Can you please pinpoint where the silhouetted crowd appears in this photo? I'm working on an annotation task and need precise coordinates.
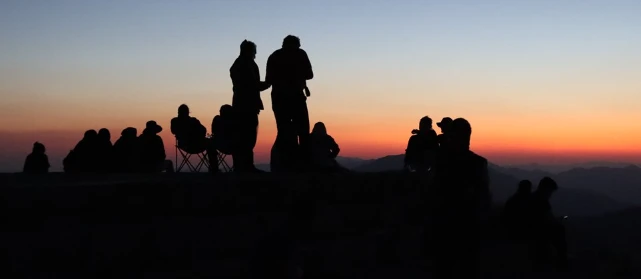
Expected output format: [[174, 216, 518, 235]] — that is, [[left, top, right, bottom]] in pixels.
[[21, 34, 568, 277]]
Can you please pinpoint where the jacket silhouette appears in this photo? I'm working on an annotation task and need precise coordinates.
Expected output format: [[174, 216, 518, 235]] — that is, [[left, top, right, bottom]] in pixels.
[[309, 122, 345, 172], [503, 180, 533, 239], [97, 128, 113, 172], [230, 40, 270, 172], [211, 104, 234, 155], [113, 127, 139, 173], [138, 121, 166, 173], [436, 117, 453, 150], [23, 142, 50, 174], [266, 35, 314, 171], [64, 130, 99, 173], [426, 118, 490, 279], [404, 116, 438, 172]]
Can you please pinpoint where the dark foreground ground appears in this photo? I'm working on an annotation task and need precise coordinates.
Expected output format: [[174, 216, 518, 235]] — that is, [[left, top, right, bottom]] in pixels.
[[0, 173, 638, 278]]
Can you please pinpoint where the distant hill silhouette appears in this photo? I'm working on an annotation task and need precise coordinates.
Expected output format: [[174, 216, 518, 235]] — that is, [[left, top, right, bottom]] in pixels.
[[505, 161, 640, 173], [256, 156, 368, 172], [355, 154, 630, 216]]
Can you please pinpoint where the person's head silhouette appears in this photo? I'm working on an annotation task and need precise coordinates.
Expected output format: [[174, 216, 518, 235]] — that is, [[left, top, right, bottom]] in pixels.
[[312, 122, 327, 135], [419, 116, 433, 132], [98, 128, 111, 142], [450, 118, 472, 150], [282, 35, 301, 49], [518, 179, 532, 194], [537, 177, 558, 198], [220, 104, 233, 118], [437, 117, 453, 133], [121, 127, 137, 138], [240, 40, 257, 59], [145, 121, 163, 134], [32, 142, 45, 154], [84, 129, 98, 140], [178, 104, 189, 117]]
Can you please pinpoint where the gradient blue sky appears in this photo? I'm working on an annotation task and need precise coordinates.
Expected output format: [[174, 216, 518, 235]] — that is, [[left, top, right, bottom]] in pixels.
[[1, 0, 641, 172]]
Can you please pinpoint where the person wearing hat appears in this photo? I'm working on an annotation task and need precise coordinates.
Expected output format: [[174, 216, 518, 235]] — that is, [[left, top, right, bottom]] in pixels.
[[426, 118, 490, 279], [138, 120, 166, 173], [436, 117, 453, 150]]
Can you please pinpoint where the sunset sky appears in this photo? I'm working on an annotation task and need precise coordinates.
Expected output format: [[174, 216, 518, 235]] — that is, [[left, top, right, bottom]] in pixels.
[[1, 0, 641, 172]]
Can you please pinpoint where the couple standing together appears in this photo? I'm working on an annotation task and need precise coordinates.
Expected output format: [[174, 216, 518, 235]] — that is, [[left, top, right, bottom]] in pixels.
[[230, 35, 314, 172]]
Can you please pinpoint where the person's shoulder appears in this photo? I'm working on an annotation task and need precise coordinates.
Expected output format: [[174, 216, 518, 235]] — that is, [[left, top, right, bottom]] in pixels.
[[468, 151, 488, 165]]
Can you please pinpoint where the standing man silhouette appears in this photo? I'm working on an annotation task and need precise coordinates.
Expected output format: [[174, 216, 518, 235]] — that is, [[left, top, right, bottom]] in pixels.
[[266, 35, 314, 171], [230, 40, 271, 172]]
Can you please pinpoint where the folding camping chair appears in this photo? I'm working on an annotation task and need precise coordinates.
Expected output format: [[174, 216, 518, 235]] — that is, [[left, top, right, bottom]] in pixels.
[[175, 139, 211, 172], [217, 149, 233, 172]]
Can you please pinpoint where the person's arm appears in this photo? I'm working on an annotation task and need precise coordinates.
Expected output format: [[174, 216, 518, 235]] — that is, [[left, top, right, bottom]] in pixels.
[[478, 158, 492, 219], [328, 136, 340, 158], [301, 50, 313, 80], [158, 137, 166, 160], [45, 155, 50, 171], [23, 155, 31, 173], [264, 53, 274, 85], [170, 118, 178, 135], [404, 136, 417, 169]]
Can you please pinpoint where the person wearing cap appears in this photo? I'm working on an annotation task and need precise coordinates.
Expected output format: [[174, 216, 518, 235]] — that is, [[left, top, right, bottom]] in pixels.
[[404, 116, 438, 172], [436, 117, 453, 150], [425, 117, 490, 279], [138, 120, 166, 173]]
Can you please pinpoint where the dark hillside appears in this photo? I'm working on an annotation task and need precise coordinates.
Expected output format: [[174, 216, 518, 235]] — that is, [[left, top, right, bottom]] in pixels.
[[0, 173, 638, 278]]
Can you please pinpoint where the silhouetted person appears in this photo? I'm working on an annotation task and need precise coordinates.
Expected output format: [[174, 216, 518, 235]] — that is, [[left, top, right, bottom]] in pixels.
[[230, 40, 270, 172], [64, 129, 100, 173], [426, 118, 490, 279], [436, 117, 453, 150], [23, 142, 50, 174], [211, 104, 235, 157], [113, 127, 139, 173], [503, 180, 533, 240], [96, 128, 113, 172], [309, 122, 346, 172], [138, 121, 166, 173], [270, 129, 299, 173], [266, 35, 314, 171], [170, 104, 217, 172], [404, 116, 438, 172], [529, 177, 568, 270]]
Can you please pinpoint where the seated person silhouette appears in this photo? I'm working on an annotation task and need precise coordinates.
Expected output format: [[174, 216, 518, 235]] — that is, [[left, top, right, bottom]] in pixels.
[[309, 122, 346, 172], [64, 129, 100, 173], [529, 177, 568, 270], [97, 128, 114, 172], [23, 142, 50, 174], [503, 179, 533, 240], [138, 121, 166, 173], [113, 127, 139, 173], [404, 116, 438, 172], [211, 104, 235, 156], [171, 104, 217, 172]]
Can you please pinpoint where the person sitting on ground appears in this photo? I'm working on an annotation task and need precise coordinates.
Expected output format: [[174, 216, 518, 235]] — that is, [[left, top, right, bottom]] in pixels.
[[64, 129, 100, 173], [171, 104, 217, 172], [113, 127, 139, 173], [404, 116, 438, 172], [503, 179, 533, 240], [138, 121, 166, 173], [23, 142, 50, 174], [211, 104, 235, 170], [436, 117, 453, 150], [529, 177, 568, 270], [96, 128, 114, 172], [309, 122, 346, 172]]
